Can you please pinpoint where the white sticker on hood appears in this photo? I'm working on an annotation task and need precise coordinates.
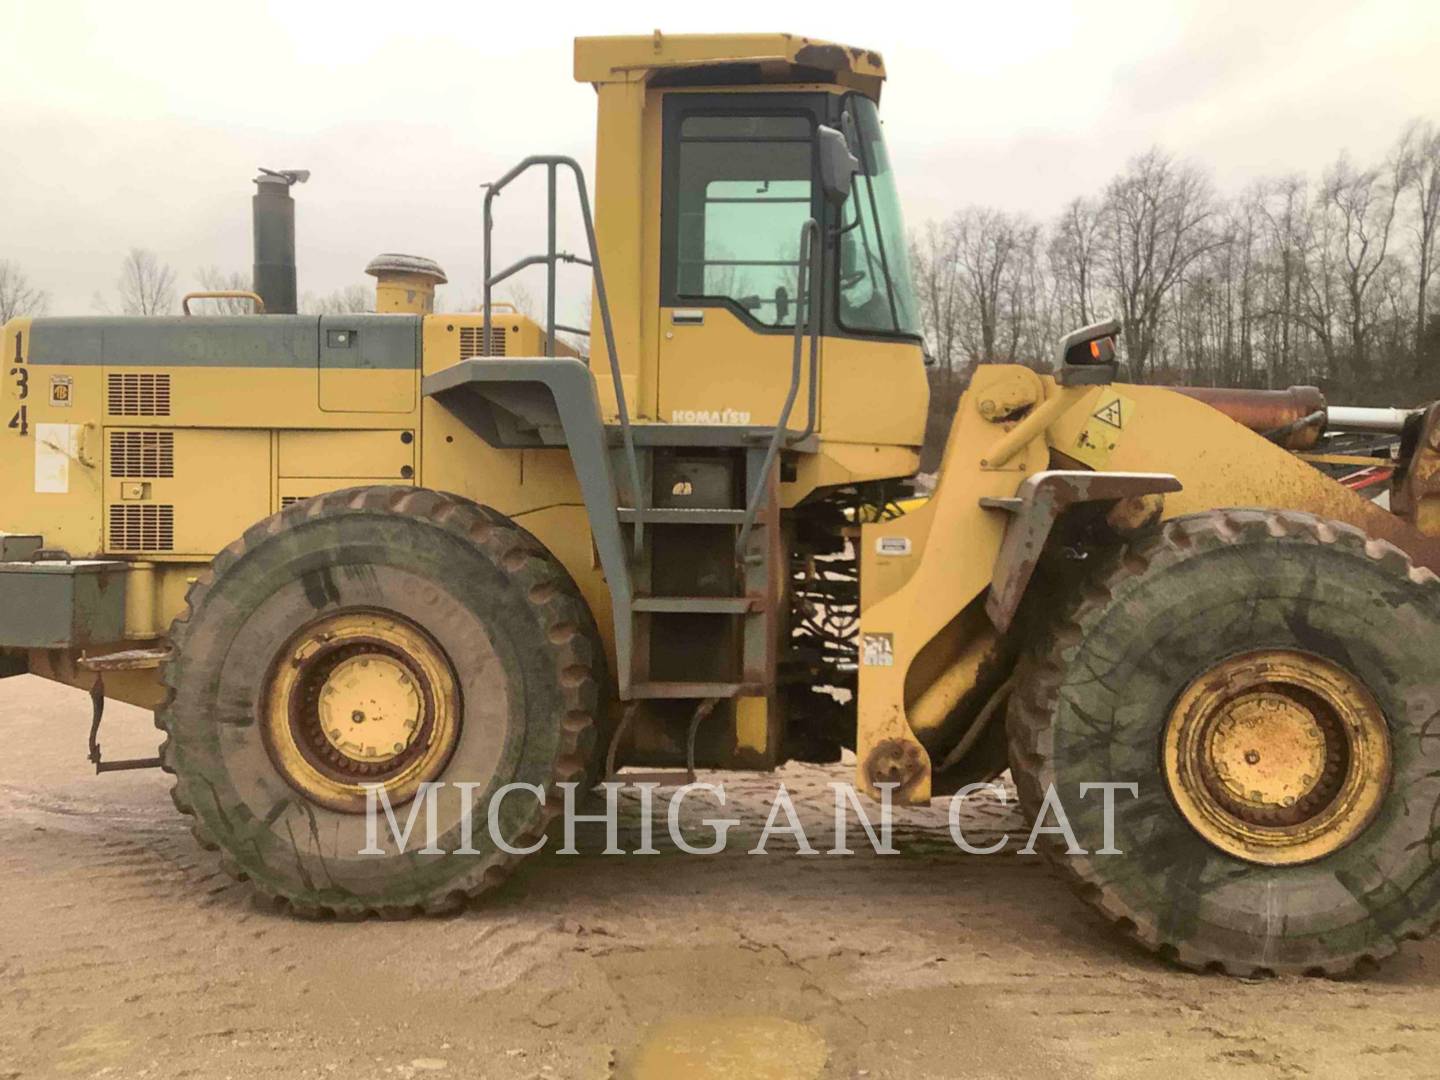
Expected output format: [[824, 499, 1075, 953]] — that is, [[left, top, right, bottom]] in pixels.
[[35, 423, 78, 494]]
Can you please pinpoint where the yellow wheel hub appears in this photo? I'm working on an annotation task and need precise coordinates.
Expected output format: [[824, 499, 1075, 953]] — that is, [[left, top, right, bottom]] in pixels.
[[262, 611, 461, 813], [317, 654, 424, 763], [1163, 649, 1390, 865]]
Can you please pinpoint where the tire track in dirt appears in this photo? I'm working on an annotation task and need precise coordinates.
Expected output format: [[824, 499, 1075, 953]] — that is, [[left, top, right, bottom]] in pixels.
[[8, 676, 1440, 1078]]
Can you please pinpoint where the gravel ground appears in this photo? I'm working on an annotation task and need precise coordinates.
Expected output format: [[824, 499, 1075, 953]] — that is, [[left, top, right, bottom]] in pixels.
[[3, 674, 1440, 1079]]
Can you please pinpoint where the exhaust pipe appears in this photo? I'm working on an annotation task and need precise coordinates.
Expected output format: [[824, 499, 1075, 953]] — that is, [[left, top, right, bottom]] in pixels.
[[252, 167, 309, 315]]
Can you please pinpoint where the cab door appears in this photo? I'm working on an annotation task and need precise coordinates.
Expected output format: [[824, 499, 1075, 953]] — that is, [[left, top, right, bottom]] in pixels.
[[657, 94, 827, 431]]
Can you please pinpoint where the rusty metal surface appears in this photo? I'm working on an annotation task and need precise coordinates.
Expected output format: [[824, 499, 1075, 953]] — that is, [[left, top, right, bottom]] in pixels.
[[984, 470, 1184, 632], [87, 678, 163, 774], [861, 737, 928, 804], [1392, 402, 1440, 536], [1105, 492, 1166, 534], [79, 646, 173, 672], [1112, 384, 1440, 572], [1163, 649, 1391, 866], [1170, 385, 1327, 449]]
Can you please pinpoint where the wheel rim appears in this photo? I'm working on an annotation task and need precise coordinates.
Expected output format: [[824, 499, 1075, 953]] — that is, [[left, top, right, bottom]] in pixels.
[[262, 610, 462, 813], [1163, 649, 1391, 866]]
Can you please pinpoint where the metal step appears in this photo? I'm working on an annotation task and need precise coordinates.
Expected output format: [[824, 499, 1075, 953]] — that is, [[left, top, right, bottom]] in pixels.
[[632, 596, 759, 614], [618, 507, 755, 525], [628, 681, 763, 700], [80, 647, 173, 672]]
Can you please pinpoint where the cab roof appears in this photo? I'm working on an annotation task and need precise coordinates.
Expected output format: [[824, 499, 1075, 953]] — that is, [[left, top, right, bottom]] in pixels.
[[573, 32, 885, 99]]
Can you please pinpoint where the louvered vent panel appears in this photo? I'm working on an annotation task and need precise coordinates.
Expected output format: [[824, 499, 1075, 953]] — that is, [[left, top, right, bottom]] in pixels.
[[109, 504, 175, 552], [109, 431, 175, 479], [107, 373, 172, 416], [459, 326, 506, 357]]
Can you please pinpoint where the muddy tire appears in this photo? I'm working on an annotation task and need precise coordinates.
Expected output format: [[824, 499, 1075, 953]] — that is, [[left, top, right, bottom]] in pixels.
[[157, 486, 604, 917], [1007, 509, 1440, 975]]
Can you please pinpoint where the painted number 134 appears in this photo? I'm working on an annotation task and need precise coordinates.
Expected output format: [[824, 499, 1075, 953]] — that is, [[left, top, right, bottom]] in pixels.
[[8, 331, 27, 436]]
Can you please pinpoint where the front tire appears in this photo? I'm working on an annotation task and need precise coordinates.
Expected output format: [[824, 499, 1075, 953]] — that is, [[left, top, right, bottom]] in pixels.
[[1007, 510, 1440, 975], [158, 486, 604, 917]]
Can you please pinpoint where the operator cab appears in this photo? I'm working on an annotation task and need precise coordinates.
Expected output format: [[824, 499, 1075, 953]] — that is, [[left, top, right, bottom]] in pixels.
[[574, 33, 929, 458]]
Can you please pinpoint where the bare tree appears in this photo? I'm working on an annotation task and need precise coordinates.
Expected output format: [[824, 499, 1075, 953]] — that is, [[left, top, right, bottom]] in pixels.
[[910, 222, 964, 383], [998, 222, 1054, 367], [1250, 177, 1311, 385], [1049, 197, 1101, 329], [1295, 186, 1345, 379], [1162, 205, 1249, 387], [1397, 121, 1440, 364], [111, 248, 176, 315], [1096, 149, 1220, 378], [1316, 152, 1403, 383], [949, 206, 1035, 365], [558, 300, 591, 358], [0, 261, 49, 323], [191, 266, 262, 314], [457, 281, 540, 318], [300, 285, 373, 315], [1229, 200, 1259, 385], [499, 282, 538, 319], [901, 117, 1440, 411]]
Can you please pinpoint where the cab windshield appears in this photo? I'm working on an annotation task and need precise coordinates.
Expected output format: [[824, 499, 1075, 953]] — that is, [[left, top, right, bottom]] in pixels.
[[836, 95, 921, 338]]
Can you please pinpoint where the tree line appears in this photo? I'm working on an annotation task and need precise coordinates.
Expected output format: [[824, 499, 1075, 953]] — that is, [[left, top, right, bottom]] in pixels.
[[4, 117, 1437, 411], [0, 250, 374, 320], [910, 120, 1440, 418], [0, 252, 539, 320]]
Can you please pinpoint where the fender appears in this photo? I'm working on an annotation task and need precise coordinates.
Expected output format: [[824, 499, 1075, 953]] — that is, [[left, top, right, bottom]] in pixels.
[[423, 358, 637, 689], [983, 470, 1182, 632]]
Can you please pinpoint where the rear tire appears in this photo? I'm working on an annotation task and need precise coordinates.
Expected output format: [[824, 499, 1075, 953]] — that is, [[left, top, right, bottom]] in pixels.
[[1007, 510, 1440, 975], [158, 486, 604, 917]]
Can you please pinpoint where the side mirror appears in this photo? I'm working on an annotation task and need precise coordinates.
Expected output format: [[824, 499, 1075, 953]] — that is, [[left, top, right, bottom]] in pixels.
[[817, 125, 858, 206], [1055, 317, 1122, 386]]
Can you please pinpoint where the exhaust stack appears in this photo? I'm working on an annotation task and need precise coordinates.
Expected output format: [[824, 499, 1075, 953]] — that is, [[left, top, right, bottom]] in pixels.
[[252, 167, 309, 315]]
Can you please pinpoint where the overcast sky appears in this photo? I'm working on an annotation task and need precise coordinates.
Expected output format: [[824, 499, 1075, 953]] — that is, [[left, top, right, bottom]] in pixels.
[[3, 0, 1437, 317]]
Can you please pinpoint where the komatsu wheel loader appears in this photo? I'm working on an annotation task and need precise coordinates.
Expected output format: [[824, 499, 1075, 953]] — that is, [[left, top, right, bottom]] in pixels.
[[6, 32, 1440, 975]]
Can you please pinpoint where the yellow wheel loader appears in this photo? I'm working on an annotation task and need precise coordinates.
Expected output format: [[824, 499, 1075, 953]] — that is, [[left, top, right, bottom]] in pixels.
[[5, 32, 1440, 974]]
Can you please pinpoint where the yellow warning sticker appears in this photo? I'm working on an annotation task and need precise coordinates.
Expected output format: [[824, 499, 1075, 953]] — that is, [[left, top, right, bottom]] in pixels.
[[1070, 391, 1134, 469], [1092, 397, 1124, 429]]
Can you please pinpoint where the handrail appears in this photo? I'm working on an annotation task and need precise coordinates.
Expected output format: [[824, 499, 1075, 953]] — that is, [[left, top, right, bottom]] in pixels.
[[480, 155, 646, 544], [736, 218, 821, 557], [181, 290, 265, 315], [797, 217, 823, 442]]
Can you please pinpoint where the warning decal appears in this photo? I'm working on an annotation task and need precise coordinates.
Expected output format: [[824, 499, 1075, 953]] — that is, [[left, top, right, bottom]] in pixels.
[[1069, 391, 1136, 469], [1092, 398, 1125, 429]]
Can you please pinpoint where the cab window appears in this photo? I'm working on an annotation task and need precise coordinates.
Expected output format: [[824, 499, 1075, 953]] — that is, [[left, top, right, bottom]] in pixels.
[[835, 95, 922, 337], [669, 113, 814, 328]]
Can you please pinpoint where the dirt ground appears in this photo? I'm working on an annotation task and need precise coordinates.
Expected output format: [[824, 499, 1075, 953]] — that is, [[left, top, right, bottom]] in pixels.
[[3, 676, 1440, 1079]]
